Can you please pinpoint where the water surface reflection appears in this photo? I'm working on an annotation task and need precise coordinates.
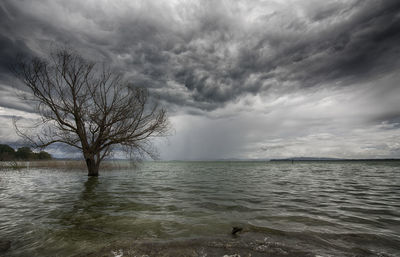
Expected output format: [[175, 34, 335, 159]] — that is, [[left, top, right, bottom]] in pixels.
[[0, 161, 399, 256]]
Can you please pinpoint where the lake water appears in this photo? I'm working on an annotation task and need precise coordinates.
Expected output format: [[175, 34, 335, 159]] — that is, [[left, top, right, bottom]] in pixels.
[[0, 161, 399, 256]]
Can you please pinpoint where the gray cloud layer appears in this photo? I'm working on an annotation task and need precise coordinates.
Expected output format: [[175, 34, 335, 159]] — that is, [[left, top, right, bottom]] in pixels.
[[1, 0, 399, 109], [0, 0, 399, 159]]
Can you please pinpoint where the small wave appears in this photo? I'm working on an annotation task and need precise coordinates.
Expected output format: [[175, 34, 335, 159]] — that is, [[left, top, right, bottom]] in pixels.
[[74, 229, 399, 257], [76, 235, 315, 257]]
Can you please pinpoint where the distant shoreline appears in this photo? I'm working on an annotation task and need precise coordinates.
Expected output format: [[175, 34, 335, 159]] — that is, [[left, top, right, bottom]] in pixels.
[[166, 158, 400, 162], [1, 158, 399, 170], [0, 159, 136, 169], [269, 158, 400, 162]]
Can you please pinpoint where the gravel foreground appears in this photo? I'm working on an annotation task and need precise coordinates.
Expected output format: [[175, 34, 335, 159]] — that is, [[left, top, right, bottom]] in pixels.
[[75, 232, 315, 257]]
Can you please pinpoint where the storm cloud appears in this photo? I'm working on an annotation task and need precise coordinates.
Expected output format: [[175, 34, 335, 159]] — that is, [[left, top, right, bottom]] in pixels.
[[0, 0, 399, 159]]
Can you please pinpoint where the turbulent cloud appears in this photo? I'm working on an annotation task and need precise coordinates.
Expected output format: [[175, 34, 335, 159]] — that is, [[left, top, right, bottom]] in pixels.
[[0, 0, 399, 159], [1, 0, 400, 109], [159, 75, 400, 160]]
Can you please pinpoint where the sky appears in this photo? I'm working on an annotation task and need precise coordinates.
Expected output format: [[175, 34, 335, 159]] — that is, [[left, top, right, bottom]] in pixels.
[[0, 0, 400, 160]]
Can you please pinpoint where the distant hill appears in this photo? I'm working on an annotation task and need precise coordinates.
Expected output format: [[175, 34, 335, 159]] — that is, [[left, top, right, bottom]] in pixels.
[[269, 157, 400, 162], [270, 157, 343, 161], [166, 157, 400, 162]]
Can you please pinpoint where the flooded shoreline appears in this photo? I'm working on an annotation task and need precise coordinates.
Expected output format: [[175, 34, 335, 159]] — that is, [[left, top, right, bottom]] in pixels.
[[76, 228, 399, 257], [1, 161, 399, 256]]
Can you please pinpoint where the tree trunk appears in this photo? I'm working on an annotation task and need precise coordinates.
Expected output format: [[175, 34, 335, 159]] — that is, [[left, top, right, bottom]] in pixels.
[[85, 156, 99, 176]]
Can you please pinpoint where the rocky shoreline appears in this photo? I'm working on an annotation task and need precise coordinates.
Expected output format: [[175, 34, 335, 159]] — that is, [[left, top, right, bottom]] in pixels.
[[76, 232, 313, 257]]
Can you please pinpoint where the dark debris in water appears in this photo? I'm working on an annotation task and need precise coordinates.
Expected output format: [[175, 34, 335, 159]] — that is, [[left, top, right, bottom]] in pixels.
[[231, 227, 243, 235]]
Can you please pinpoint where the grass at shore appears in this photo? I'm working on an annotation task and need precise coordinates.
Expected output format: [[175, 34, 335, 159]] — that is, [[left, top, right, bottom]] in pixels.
[[0, 159, 136, 170]]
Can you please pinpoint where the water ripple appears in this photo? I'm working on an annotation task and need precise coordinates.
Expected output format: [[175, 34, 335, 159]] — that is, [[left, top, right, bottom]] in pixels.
[[0, 161, 399, 256]]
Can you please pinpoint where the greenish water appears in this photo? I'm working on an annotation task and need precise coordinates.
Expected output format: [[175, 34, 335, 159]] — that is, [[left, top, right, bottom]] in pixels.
[[0, 161, 399, 256]]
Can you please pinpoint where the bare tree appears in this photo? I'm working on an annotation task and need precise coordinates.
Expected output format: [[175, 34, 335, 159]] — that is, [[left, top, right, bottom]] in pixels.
[[14, 49, 169, 176]]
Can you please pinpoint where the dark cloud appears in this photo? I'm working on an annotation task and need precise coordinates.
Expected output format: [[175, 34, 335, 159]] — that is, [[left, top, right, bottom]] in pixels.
[[0, 84, 36, 113], [0, 0, 399, 159], [299, 0, 400, 85], [0, 5, 33, 84], [1, 0, 399, 111]]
